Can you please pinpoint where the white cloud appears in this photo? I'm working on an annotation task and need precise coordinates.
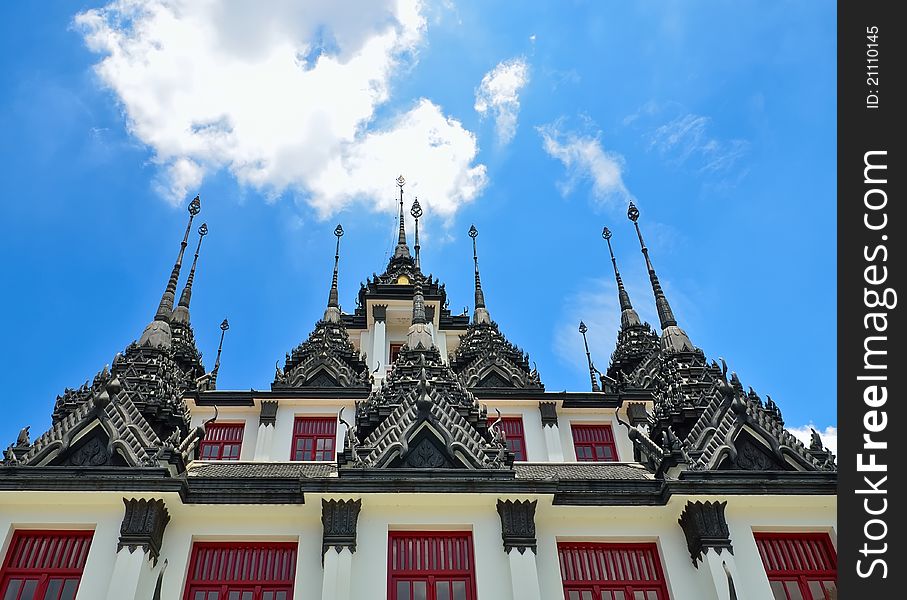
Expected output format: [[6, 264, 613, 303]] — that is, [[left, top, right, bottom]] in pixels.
[[75, 0, 487, 216], [537, 123, 632, 206], [788, 424, 837, 456], [474, 57, 529, 145]]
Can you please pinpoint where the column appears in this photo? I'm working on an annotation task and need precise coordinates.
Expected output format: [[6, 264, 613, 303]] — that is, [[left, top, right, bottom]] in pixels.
[[497, 500, 542, 600], [321, 499, 362, 600], [678, 501, 747, 600], [539, 402, 564, 461], [254, 401, 278, 461], [106, 498, 170, 600], [371, 305, 387, 384]]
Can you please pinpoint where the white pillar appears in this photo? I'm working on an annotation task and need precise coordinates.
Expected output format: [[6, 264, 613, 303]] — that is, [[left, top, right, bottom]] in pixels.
[[700, 551, 748, 600], [371, 319, 386, 383], [506, 549, 542, 600], [105, 549, 153, 600], [543, 425, 564, 461], [254, 423, 274, 461], [321, 547, 354, 600], [436, 330, 449, 364]]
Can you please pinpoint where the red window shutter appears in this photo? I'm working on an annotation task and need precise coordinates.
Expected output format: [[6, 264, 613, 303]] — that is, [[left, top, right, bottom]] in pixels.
[[571, 424, 618, 462], [388, 532, 477, 600], [487, 417, 527, 461], [0, 530, 93, 600], [557, 542, 670, 600], [184, 542, 297, 600], [199, 423, 245, 460], [754, 533, 837, 600], [291, 417, 337, 461]]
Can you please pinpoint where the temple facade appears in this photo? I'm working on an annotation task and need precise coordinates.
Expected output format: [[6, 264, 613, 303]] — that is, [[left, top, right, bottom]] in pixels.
[[0, 178, 837, 600]]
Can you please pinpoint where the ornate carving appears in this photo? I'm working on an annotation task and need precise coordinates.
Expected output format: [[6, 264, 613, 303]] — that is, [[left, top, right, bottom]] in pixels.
[[677, 501, 733, 566], [404, 438, 452, 468], [372, 304, 387, 322], [118, 498, 171, 565], [259, 401, 278, 427], [321, 499, 362, 556], [62, 435, 110, 466], [274, 318, 368, 389], [496, 499, 537, 554], [625, 402, 649, 427], [539, 402, 558, 428]]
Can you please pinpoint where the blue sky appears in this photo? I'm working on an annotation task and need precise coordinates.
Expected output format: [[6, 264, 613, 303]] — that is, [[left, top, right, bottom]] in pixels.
[[0, 1, 836, 451]]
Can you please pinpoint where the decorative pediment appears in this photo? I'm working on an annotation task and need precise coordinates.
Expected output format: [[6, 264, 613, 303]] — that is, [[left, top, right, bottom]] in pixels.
[[274, 319, 369, 389], [449, 321, 543, 390]]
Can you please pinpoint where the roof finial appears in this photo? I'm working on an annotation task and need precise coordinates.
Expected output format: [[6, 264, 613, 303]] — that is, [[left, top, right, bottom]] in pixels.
[[602, 226, 641, 329], [393, 175, 411, 259], [627, 202, 693, 351], [469, 224, 491, 325], [172, 222, 208, 325], [138, 195, 200, 347], [323, 224, 344, 322], [210, 318, 229, 386], [578, 321, 601, 392], [407, 274, 433, 349], [411, 197, 423, 269]]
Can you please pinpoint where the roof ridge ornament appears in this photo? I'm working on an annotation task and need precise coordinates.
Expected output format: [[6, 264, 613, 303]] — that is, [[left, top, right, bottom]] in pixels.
[[469, 224, 490, 325], [411, 197, 423, 269], [138, 195, 201, 348], [325, 224, 344, 322], [627, 201, 694, 352], [602, 226, 641, 329], [393, 175, 411, 259]]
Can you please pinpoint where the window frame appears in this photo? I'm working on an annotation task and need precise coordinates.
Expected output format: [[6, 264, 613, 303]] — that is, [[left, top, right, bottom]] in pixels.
[[290, 416, 337, 462], [198, 422, 245, 461], [753, 532, 837, 600], [0, 529, 94, 600], [557, 541, 671, 600], [389, 343, 404, 365], [387, 531, 478, 600], [571, 423, 619, 462], [182, 541, 297, 600], [487, 416, 527, 461]]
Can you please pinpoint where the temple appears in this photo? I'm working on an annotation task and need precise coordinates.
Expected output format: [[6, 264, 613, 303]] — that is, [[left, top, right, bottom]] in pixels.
[[0, 180, 836, 600]]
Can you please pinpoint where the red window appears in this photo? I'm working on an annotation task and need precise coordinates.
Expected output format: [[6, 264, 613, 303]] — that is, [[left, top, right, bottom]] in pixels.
[[487, 416, 527, 461], [0, 530, 93, 600], [199, 423, 245, 460], [558, 542, 670, 600], [390, 343, 404, 364], [754, 533, 837, 600], [572, 424, 618, 462], [183, 542, 297, 600], [388, 532, 477, 600], [291, 417, 336, 461]]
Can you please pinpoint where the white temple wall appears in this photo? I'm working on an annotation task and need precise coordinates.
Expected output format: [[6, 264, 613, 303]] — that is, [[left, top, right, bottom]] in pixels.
[[556, 409, 630, 462]]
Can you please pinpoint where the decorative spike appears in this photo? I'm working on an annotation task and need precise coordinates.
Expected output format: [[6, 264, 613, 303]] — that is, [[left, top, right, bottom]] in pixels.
[[210, 318, 229, 386], [627, 202, 693, 351], [602, 226, 641, 329], [469, 224, 491, 325], [411, 197, 423, 269], [393, 175, 411, 259], [412, 275, 427, 325], [327, 224, 344, 308], [406, 274, 433, 349], [176, 222, 208, 311], [156, 196, 200, 321], [578, 321, 601, 392]]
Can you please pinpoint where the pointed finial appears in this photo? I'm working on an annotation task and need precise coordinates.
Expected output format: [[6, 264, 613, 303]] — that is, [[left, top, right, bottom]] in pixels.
[[469, 224, 490, 324], [211, 318, 229, 386], [411, 197, 423, 269], [326, 224, 344, 313], [174, 222, 208, 322], [393, 175, 411, 258], [406, 274, 434, 349], [602, 226, 641, 328], [139, 196, 201, 347], [627, 202, 693, 351], [412, 275, 427, 325], [578, 321, 601, 392]]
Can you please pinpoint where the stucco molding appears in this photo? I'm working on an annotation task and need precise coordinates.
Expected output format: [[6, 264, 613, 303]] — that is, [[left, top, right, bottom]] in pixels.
[[538, 402, 558, 428], [677, 500, 733, 566], [259, 400, 278, 427], [496, 499, 538, 554], [321, 498, 362, 556], [118, 497, 171, 565]]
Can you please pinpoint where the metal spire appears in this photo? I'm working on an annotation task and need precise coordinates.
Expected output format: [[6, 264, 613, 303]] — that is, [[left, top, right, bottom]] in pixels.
[[578, 321, 601, 392], [411, 197, 422, 269], [393, 175, 411, 259], [627, 202, 693, 351], [139, 195, 200, 347], [602, 226, 641, 329], [324, 224, 344, 322], [407, 274, 433, 349], [469, 224, 490, 324], [172, 222, 208, 325], [210, 318, 229, 386]]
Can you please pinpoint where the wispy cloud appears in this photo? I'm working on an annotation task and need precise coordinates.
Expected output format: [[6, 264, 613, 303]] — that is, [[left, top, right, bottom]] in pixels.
[[474, 57, 530, 146], [537, 122, 632, 207], [75, 0, 487, 217], [788, 423, 837, 456]]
